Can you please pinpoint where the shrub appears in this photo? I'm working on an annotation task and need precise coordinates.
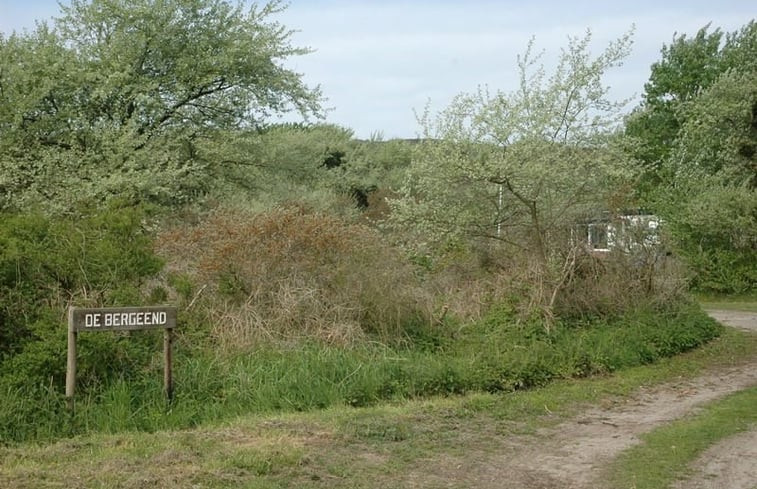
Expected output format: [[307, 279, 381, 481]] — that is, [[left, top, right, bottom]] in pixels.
[[554, 246, 688, 319], [0, 205, 164, 389], [662, 183, 757, 295], [157, 205, 430, 348]]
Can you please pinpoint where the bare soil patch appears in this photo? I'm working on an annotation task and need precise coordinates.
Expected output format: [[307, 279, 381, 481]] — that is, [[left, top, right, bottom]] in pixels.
[[704, 309, 757, 332]]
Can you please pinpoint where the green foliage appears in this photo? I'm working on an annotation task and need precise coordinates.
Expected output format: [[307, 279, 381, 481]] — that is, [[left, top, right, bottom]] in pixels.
[[334, 137, 414, 217], [205, 123, 357, 214], [653, 54, 757, 294], [660, 184, 756, 294], [630, 20, 757, 294], [389, 29, 639, 320], [0, 206, 163, 390], [626, 21, 757, 172], [393, 29, 636, 239], [204, 124, 415, 218], [0, 301, 721, 443], [668, 69, 757, 187], [0, 0, 322, 211], [626, 25, 724, 168]]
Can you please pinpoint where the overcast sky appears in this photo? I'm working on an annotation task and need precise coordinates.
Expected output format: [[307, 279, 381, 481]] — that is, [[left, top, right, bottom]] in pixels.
[[1, 1, 754, 138]]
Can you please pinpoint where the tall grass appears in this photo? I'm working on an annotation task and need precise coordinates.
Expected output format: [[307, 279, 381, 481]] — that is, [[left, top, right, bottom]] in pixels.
[[0, 303, 721, 444]]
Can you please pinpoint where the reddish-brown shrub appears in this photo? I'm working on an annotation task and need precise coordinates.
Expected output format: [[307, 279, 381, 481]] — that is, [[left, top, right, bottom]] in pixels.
[[157, 206, 429, 348]]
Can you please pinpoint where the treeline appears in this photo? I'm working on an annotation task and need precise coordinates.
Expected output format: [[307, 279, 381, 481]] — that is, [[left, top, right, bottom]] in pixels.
[[0, 0, 753, 443], [626, 21, 757, 294]]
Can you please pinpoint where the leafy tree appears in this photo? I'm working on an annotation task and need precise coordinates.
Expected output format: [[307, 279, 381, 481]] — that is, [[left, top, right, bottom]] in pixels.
[[195, 123, 361, 213], [390, 30, 638, 322], [625, 20, 757, 293], [0, 0, 321, 211], [627, 21, 757, 176], [655, 70, 757, 293], [329, 136, 414, 216], [204, 124, 416, 216], [660, 182, 756, 294], [668, 70, 757, 186]]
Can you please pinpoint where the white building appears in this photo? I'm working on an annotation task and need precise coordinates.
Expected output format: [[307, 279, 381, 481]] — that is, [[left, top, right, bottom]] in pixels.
[[584, 213, 661, 253]]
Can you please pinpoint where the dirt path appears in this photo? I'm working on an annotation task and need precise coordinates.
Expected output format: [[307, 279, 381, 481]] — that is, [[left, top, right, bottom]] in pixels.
[[668, 309, 757, 489], [704, 309, 757, 333], [671, 430, 757, 489], [407, 310, 757, 489]]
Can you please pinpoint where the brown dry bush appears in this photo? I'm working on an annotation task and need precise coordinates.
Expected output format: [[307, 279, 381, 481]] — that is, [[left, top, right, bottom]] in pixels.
[[419, 245, 518, 323], [554, 247, 687, 318], [156, 206, 430, 349], [422, 237, 686, 324]]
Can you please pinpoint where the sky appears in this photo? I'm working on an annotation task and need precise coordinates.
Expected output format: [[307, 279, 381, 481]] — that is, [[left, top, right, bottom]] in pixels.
[[1, 1, 754, 139]]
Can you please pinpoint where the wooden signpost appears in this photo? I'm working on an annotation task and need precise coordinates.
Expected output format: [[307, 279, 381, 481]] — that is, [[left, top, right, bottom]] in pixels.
[[66, 306, 178, 408]]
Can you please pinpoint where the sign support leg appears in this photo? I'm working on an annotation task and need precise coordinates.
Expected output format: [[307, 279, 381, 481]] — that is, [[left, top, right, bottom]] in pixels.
[[66, 310, 77, 413], [164, 328, 174, 405]]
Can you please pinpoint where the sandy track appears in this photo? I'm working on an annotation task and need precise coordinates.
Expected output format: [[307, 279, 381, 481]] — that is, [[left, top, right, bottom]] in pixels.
[[474, 362, 757, 488], [671, 430, 757, 489], [704, 309, 757, 333]]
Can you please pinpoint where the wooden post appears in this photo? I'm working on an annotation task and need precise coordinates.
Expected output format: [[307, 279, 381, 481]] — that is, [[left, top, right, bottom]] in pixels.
[[66, 308, 77, 411], [164, 328, 173, 404]]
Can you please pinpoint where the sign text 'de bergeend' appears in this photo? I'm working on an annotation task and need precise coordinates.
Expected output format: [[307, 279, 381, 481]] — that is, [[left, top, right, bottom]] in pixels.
[[69, 306, 176, 332]]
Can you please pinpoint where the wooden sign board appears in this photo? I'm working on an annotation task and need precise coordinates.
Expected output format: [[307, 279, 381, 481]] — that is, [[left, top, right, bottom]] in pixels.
[[66, 305, 178, 407], [69, 306, 177, 332]]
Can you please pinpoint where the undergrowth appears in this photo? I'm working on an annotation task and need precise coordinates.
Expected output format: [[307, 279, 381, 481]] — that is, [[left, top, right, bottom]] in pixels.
[[0, 302, 721, 444]]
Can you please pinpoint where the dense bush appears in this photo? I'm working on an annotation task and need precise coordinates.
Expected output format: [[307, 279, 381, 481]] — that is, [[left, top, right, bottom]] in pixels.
[[555, 246, 687, 318], [663, 185, 757, 294], [0, 206, 163, 391], [157, 205, 430, 347]]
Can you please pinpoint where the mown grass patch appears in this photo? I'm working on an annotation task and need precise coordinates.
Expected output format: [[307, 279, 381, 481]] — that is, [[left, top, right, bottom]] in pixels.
[[701, 301, 757, 312], [697, 293, 757, 312]]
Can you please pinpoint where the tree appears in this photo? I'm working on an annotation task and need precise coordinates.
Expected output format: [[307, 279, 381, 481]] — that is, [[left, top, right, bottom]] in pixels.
[[627, 20, 757, 294], [390, 30, 638, 322], [626, 21, 757, 177], [0, 0, 322, 211], [668, 70, 757, 186], [203, 123, 357, 212], [655, 70, 757, 294]]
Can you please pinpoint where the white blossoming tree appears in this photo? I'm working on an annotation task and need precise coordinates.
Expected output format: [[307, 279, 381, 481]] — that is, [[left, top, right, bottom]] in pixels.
[[390, 29, 639, 322]]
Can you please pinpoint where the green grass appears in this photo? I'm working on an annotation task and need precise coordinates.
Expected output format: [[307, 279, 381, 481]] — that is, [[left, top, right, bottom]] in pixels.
[[606, 386, 757, 489], [701, 301, 757, 312], [1, 327, 755, 488], [697, 293, 757, 312], [0, 304, 723, 444]]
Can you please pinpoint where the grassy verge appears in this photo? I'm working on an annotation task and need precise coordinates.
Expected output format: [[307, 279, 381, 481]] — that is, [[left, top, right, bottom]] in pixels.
[[697, 293, 757, 312], [605, 386, 757, 489], [701, 301, 757, 312], [1, 327, 755, 489], [0, 304, 722, 443]]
